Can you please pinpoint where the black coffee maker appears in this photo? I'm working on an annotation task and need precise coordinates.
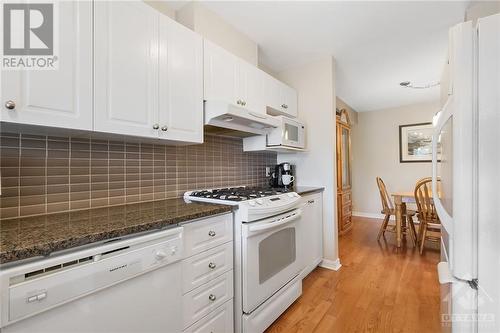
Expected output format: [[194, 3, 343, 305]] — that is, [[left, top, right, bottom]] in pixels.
[[270, 162, 295, 189]]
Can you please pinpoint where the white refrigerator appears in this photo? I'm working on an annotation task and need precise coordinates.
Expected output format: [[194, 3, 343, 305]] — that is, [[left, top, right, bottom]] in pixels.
[[433, 13, 500, 333]]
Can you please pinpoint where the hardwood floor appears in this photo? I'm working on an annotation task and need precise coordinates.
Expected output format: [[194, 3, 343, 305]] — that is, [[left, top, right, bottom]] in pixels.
[[266, 216, 441, 333]]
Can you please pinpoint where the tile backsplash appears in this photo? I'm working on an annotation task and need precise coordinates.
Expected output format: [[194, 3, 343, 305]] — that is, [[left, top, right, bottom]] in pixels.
[[0, 133, 276, 219]]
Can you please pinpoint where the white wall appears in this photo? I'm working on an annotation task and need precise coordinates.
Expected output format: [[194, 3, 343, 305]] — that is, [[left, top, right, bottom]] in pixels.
[[276, 57, 339, 264], [466, 1, 500, 23], [351, 102, 440, 216], [176, 2, 258, 65]]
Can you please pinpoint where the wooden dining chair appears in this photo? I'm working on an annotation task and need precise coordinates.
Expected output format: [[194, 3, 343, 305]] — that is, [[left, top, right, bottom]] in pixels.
[[376, 177, 418, 245], [414, 177, 441, 254]]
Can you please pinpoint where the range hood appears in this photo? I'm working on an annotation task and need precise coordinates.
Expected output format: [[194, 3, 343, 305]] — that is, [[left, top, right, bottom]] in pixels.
[[204, 101, 280, 135]]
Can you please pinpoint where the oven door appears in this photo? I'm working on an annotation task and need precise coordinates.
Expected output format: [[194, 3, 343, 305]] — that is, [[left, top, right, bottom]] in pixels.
[[242, 209, 303, 314]]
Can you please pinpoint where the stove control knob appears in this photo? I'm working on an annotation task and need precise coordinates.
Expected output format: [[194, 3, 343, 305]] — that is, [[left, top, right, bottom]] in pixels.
[[256, 199, 264, 205], [248, 200, 256, 207]]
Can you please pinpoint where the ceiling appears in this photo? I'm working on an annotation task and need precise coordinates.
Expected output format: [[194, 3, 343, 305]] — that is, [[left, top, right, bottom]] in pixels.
[[170, 1, 469, 112]]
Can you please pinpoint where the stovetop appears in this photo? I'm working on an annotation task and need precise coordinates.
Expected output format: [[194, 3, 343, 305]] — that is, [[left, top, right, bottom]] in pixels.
[[188, 187, 286, 202], [185, 186, 301, 221]]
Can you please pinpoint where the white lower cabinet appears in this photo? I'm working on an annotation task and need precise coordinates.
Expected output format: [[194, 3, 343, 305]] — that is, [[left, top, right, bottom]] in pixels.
[[299, 192, 324, 278], [182, 241, 233, 294], [183, 213, 233, 257], [183, 300, 234, 333], [182, 270, 234, 329], [181, 212, 234, 332]]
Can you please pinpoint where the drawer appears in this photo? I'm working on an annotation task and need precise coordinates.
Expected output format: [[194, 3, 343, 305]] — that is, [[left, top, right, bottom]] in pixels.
[[182, 242, 233, 294], [342, 203, 352, 215], [183, 300, 233, 333], [342, 215, 352, 228], [342, 192, 351, 205], [182, 270, 234, 329], [183, 213, 233, 257]]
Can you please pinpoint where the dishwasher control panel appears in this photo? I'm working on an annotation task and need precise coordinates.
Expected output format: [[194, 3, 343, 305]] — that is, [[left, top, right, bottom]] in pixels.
[[3, 227, 184, 326]]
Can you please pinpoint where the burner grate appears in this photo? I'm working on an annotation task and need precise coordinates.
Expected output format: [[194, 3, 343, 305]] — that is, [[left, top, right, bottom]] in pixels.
[[189, 187, 284, 201]]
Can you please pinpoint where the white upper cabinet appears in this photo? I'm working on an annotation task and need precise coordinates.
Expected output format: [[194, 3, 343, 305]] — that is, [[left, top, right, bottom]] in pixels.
[[94, 1, 203, 143], [159, 15, 203, 143], [238, 62, 265, 114], [1, 1, 92, 130], [280, 84, 298, 118], [264, 74, 298, 118], [203, 40, 265, 114], [94, 1, 159, 138], [204, 40, 239, 106]]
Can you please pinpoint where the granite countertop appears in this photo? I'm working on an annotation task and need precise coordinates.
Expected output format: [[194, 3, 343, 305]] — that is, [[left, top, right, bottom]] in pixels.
[[293, 186, 325, 196], [0, 198, 232, 265]]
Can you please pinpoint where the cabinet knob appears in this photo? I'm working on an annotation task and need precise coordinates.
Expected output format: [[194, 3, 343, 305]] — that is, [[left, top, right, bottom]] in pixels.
[[153, 124, 160, 130], [208, 294, 216, 301], [283, 104, 288, 109], [5, 100, 15, 110], [241, 100, 246, 106], [308, 200, 315, 204], [281, 104, 286, 109], [155, 250, 167, 260], [208, 230, 216, 237], [236, 100, 242, 105], [208, 262, 216, 269], [161, 126, 168, 132]]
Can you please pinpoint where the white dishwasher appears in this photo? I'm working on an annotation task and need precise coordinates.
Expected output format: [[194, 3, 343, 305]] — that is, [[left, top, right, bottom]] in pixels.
[[0, 227, 184, 333]]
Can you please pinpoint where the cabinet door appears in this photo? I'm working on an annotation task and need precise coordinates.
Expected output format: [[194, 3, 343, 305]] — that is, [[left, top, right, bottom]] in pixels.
[[159, 17, 203, 143], [1, 1, 92, 130], [281, 84, 298, 118], [300, 192, 323, 277], [263, 74, 283, 112], [94, 1, 159, 138], [238, 62, 265, 114], [263, 74, 298, 118], [203, 40, 238, 105]]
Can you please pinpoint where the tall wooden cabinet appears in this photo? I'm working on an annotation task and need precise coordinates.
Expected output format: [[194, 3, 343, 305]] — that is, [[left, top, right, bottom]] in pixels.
[[336, 109, 353, 235]]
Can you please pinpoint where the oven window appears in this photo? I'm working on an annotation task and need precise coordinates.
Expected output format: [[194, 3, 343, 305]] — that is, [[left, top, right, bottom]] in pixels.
[[258, 228, 296, 284], [284, 123, 299, 142]]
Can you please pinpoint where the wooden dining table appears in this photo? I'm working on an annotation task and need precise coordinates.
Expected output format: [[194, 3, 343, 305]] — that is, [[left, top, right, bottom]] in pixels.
[[391, 191, 435, 248]]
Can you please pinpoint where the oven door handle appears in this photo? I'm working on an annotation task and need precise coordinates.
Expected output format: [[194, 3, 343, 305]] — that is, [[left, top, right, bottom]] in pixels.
[[248, 209, 302, 232]]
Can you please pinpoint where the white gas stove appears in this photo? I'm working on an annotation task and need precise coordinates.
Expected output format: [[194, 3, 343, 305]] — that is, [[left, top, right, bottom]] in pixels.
[[184, 186, 304, 333], [184, 187, 301, 222]]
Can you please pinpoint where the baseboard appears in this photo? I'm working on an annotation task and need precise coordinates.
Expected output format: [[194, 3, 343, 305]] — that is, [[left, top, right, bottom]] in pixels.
[[352, 211, 395, 221], [320, 258, 342, 271]]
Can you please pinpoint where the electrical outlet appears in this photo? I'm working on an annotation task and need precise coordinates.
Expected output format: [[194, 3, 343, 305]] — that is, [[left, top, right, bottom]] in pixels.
[[265, 167, 271, 177]]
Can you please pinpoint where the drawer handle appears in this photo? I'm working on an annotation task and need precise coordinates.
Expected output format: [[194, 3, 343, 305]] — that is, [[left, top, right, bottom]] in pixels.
[[208, 294, 216, 301], [208, 230, 216, 237], [208, 262, 216, 269]]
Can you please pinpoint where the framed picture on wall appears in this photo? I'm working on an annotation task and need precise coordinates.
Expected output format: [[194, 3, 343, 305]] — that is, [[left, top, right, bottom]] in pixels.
[[399, 122, 439, 163]]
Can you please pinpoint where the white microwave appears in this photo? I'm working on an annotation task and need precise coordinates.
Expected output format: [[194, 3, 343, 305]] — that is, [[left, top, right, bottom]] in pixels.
[[267, 116, 305, 149]]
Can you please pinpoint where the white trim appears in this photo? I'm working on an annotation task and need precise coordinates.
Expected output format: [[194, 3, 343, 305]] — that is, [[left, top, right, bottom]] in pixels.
[[352, 211, 394, 221], [320, 258, 342, 271]]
